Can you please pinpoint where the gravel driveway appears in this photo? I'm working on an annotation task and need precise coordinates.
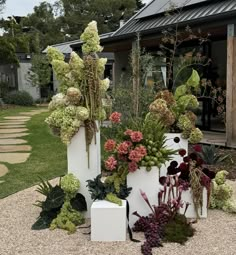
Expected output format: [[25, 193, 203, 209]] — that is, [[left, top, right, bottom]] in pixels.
[[0, 180, 236, 255]]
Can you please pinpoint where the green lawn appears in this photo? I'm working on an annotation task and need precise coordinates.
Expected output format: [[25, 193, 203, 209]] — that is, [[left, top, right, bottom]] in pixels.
[[0, 107, 67, 198]]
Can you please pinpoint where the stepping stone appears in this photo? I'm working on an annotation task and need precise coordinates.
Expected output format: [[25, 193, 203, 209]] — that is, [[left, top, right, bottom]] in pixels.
[[0, 122, 28, 125], [4, 116, 30, 120], [0, 128, 28, 134], [0, 145, 31, 152], [0, 153, 30, 164], [0, 125, 26, 129], [0, 164, 8, 177], [0, 133, 29, 139], [0, 139, 27, 145], [0, 180, 5, 184]]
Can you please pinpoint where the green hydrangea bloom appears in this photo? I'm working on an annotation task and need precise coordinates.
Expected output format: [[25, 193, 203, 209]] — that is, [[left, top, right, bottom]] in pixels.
[[100, 78, 110, 93], [69, 51, 84, 81], [48, 93, 66, 111], [80, 21, 103, 54], [45, 108, 64, 128], [76, 106, 89, 121], [215, 170, 228, 185], [222, 200, 236, 213], [65, 105, 77, 117], [189, 128, 203, 144], [47, 46, 65, 62], [177, 114, 193, 131], [97, 58, 107, 76], [66, 87, 82, 105], [61, 173, 80, 197]]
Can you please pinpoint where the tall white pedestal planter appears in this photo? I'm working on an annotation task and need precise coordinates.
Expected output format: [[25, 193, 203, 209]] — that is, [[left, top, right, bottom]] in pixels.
[[160, 133, 188, 177], [67, 124, 101, 218], [127, 167, 159, 228]]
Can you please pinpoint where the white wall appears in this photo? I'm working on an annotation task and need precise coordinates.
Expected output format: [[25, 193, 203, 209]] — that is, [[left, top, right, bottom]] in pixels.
[[17, 62, 40, 100]]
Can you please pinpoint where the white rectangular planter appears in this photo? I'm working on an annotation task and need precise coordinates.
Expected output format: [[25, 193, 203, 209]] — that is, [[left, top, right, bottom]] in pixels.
[[91, 200, 127, 241], [161, 186, 208, 218], [179, 188, 208, 218], [160, 133, 188, 177], [67, 123, 101, 218], [127, 167, 159, 228]]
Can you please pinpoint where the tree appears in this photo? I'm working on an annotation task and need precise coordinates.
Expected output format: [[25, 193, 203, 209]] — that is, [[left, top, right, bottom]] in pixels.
[[56, 0, 144, 39], [0, 0, 6, 13]]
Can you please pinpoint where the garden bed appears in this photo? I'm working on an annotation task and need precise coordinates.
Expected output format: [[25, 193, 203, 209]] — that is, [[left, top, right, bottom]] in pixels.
[[0, 179, 236, 255]]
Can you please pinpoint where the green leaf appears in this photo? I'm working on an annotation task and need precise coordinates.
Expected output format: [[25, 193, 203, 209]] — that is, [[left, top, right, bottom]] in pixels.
[[42, 185, 65, 211], [70, 193, 87, 212], [174, 85, 187, 100], [186, 69, 200, 89], [31, 215, 52, 230]]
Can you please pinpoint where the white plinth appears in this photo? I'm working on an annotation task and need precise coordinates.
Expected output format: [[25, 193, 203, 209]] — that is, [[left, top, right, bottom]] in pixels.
[[160, 133, 188, 177], [179, 188, 208, 218], [127, 167, 159, 227], [67, 124, 101, 218], [91, 200, 127, 241]]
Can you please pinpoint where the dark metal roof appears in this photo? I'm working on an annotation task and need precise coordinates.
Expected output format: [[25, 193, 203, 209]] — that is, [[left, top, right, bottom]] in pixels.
[[135, 0, 208, 19], [113, 0, 236, 38]]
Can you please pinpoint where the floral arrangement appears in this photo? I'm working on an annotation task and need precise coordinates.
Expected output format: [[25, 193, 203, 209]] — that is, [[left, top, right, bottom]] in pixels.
[[210, 170, 236, 213], [45, 21, 108, 150], [133, 176, 194, 255], [146, 69, 203, 143], [163, 145, 216, 218], [32, 174, 87, 234], [101, 112, 176, 196]]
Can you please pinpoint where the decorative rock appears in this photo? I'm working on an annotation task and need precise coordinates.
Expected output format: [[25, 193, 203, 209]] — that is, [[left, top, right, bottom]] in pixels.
[[0, 164, 8, 177], [127, 166, 159, 227], [0, 145, 31, 152], [0, 139, 27, 145], [0, 153, 30, 164], [91, 200, 127, 241], [0, 133, 29, 139], [0, 128, 28, 134]]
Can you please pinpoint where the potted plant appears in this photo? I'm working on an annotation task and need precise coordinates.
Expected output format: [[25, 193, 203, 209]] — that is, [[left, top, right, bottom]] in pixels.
[[146, 69, 203, 176]]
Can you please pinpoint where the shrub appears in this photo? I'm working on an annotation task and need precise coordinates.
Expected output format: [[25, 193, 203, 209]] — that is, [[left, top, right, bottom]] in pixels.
[[0, 81, 9, 98], [3, 90, 34, 106]]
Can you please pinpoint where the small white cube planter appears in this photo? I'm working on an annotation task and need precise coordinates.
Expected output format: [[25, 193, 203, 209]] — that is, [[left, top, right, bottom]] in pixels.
[[127, 167, 159, 228], [180, 188, 208, 218], [160, 133, 188, 177], [67, 123, 101, 218], [91, 200, 127, 241]]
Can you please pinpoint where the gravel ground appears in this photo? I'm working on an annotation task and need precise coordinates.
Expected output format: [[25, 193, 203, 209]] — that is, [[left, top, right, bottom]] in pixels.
[[0, 180, 236, 255]]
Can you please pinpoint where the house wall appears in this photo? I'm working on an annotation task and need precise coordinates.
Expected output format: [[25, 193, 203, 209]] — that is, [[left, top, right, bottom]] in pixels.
[[114, 51, 130, 86], [17, 62, 40, 100]]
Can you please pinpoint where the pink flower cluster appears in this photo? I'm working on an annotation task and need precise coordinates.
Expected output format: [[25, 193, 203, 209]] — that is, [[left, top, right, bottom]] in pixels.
[[105, 156, 117, 171], [129, 146, 147, 162], [104, 139, 116, 152], [124, 129, 143, 143], [109, 112, 121, 123], [117, 142, 130, 154]]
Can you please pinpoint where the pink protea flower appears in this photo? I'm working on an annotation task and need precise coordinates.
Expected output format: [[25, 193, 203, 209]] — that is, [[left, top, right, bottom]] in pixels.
[[130, 131, 143, 142], [117, 142, 129, 154], [128, 161, 138, 172], [129, 149, 142, 162], [124, 129, 133, 136], [109, 112, 121, 123], [105, 156, 117, 171], [104, 139, 116, 152], [136, 145, 147, 157]]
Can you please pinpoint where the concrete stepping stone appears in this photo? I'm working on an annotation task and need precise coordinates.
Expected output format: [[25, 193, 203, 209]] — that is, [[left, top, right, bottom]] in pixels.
[[0, 164, 8, 177], [0, 153, 30, 164], [0, 128, 28, 134], [0, 180, 5, 184], [0, 133, 29, 139], [0, 145, 31, 152], [0, 139, 27, 145], [0, 125, 26, 129], [4, 116, 30, 120], [0, 122, 28, 125]]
